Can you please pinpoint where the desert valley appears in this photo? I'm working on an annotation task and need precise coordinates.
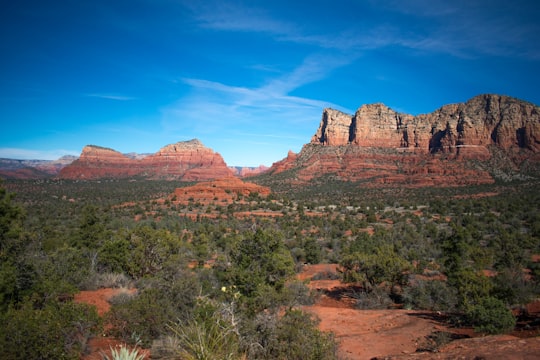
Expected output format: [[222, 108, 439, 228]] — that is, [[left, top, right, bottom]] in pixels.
[[1, 94, 540, 359]]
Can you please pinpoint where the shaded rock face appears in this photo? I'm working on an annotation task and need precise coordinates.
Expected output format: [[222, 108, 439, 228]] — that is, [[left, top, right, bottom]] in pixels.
[[171, 177, 271, 205], [59, 139, 234, 180], [312, 94, 540, 155], [271, 94, 540, 187]]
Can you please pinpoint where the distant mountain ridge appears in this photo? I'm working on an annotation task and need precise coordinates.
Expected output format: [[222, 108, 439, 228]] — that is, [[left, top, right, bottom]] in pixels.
[[267, 94, 540, 187], [0, 156, 78, 179], [2, 94, 538, 185], [59, 139, 234, 180]]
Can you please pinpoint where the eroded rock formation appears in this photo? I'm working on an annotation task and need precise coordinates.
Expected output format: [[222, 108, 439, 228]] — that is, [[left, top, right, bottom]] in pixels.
[[171, 176, 271, 205], [271, 94, 540, 186], [312, 94, 539, 155], [59, 139, 234, 180], [229, 165, 270, 177]]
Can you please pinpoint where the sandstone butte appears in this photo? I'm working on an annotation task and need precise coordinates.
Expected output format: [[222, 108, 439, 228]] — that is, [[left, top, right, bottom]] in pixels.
[[269, 94, 540, 186], [59, 139, 234, 181], [229, 165, 270, 177], [170, 176, 271, 205]]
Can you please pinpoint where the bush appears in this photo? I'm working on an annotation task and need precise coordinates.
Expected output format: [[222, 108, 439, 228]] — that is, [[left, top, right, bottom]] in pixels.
[[0, 299, 101, 360], [243, 309, 338, 360], [403, 279, 457, 312], [465, 296, 516, 334], [157, 306, 243, 360], [353, 287, 394, 310], [107, 270, 199, 347]]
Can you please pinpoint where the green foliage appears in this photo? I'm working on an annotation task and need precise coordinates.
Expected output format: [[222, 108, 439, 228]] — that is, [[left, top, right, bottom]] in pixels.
[[98, 237, 131, 273], [340, 244, 411, 288], [403, 279, 458, 312], [0, 299, 101, 360], [124, 225, 184, 279], [230, 229, 295, 307], [0, 185, 24, 255], [464, 296, 516, 334], [442, 224, 493, 309], [491, 267, 538, 307], [73, 205, 108, 248], [2, 177, 539, 357], [107, 268, 199, 347], [158, 301, 243, 360], [104, 345, 145, 360], [244, 309, 338, 360]]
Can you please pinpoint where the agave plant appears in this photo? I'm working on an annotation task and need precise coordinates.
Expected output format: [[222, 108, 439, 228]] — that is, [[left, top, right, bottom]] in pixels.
[[103, 345, 145, 360]]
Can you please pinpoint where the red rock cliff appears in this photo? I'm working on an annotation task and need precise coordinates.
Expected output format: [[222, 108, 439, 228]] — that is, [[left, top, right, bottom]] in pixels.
[[271, 94, 540, 187], [59, 139, 234, 180]]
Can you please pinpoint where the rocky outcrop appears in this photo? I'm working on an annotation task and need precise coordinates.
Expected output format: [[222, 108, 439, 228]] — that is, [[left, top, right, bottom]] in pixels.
[[59, 139, 234, 180], [229, 165, 269, 177], [312, 94, 540, 156], [270, 94, 540, 187], [171, 177, 271, 205]]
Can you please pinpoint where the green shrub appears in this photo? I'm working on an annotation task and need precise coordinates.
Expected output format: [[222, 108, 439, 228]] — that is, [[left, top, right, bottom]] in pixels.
[[107, 270, 199, 347], [244, 309, 338, 360], [403, 279, 457, 312], [353, 287, 394, 310], [0, 299, 101, 360], [159, 310, 243, 360], [465, 296, 516, 334]]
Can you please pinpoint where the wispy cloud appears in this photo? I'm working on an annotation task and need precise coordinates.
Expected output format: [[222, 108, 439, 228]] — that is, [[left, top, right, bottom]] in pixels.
[[85, 93, 136, 101], [186, 0, 539, 59], [186, 1, 295, 36], [0, 148, 79, 160], [161, 52, 352, 135], [374, 0, 540, 59]]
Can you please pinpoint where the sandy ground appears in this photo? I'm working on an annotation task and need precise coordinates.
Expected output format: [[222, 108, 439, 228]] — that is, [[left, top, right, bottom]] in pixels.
[[75, 288, 150, 360], [301, 264, 540, 360], [76, 265, 540, 360]]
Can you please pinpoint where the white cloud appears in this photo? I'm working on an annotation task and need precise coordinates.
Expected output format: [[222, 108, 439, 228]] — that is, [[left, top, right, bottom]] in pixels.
[[85, 93, 136, 101], [186, 1, 296, 36], [161, 53, 353, 137], [0, 148, 79, 160]]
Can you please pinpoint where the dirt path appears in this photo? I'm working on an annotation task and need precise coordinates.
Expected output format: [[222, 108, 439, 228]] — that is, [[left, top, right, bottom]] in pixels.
[[74, 288, 149, 360], [300, 264, 540, 360], [305, 306, 444, 359]]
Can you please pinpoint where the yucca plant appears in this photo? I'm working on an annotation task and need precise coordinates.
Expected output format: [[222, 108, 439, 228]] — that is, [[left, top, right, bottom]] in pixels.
[[102, 345, 146, 360]]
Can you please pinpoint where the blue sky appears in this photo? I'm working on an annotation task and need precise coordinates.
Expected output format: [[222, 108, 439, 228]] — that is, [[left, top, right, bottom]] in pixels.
[[1, 0, 539, 166]]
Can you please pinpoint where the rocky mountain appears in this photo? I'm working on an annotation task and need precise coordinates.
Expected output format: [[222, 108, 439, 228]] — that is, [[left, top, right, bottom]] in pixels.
[[0, 156, 77, 179], [229, 165, 270, 177], [59, 139, 234, 181], [268, 94, 540, 187]]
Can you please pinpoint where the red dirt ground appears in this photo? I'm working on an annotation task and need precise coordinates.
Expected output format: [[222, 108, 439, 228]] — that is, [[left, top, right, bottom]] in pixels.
[[74, 288, 150, 360], [301, 264, 540, 360], [76, 266, 540, 360]]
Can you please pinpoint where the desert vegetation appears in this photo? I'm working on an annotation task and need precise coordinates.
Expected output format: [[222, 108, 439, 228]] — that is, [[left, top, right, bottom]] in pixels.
[[0, 176, 539, 358]]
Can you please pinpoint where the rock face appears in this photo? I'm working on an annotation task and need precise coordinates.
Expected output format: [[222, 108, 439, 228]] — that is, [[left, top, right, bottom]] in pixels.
[[59, 139, 234, 180], [229, 165, 269, 177], [171, 177, 271, 205], [0, 156, 77, 179], [312, 94, 540, 154], [270, 94, 540, 186]]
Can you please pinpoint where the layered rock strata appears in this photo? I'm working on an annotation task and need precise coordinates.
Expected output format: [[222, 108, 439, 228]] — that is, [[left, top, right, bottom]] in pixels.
[[312, 94, 539, 156], [59, 139, 234, 180], [171, 177, 271, 205], [274, 94, 540, 186]]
